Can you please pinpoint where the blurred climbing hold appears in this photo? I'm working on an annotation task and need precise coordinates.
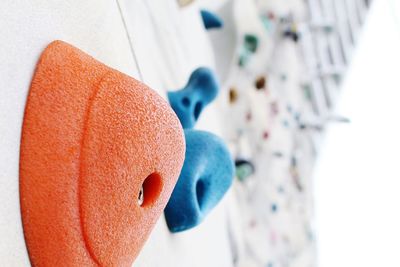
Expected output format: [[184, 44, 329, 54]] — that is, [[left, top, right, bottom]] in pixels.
[[255, 75, 267, 90], [200, 9, 223, 30], [244, 34, 259, 53], [283, 28, 300, 42], [177, 0, 194, 8], [238, 34, 259, 67], [235, 159, 255, 182], [229, 87, 238, 104]]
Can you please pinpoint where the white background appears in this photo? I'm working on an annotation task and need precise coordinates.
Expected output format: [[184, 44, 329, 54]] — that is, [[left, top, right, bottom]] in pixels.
[[314, 0, 400, 266]]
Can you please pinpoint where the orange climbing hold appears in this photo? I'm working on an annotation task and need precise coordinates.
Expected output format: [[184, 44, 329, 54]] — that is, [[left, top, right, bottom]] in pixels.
[[19, 41, 185, 267]]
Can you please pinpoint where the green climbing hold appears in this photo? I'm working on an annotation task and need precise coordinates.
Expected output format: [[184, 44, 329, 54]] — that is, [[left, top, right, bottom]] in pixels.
[[244, 34, 259, 53]]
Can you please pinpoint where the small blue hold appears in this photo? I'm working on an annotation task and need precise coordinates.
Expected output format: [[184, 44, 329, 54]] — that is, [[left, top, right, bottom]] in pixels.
[[200, 9, 223, 30], [168, 67, 219, 129], [271, 203, 278, 213], [164, 130, 234, 233]]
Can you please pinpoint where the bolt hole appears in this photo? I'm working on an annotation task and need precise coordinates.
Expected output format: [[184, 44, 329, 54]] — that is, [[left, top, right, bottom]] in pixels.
[[137, 186, 144, 206], [194, 102, 203, 120], [138, 172, 163, 207], [182, 97, 190, 107]]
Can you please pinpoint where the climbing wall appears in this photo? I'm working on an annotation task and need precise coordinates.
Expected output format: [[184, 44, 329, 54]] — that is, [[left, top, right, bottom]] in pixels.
[[0, 0, 372, 266], [213, 0, 372, 266]]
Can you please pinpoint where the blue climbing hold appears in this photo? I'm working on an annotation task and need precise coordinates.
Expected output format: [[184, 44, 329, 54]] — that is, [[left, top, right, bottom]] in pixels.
[[271, 203, 278, 213], [200, 9, 223, 30], [164, 130, 234, 232], [168, 67, 219, 129]]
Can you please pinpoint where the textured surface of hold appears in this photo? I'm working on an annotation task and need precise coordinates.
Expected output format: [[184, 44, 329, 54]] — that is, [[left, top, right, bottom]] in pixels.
[[168, 68, 219, 129], [164, 130, 234, 232], [20, 41, 185, 267], [200, 9, 223, 30]]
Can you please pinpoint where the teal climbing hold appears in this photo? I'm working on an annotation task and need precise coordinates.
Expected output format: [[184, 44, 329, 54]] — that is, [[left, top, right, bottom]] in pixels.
[[164, 130, 234, 232], [244, 34, 259, 53], [168, 67, 219, 129]]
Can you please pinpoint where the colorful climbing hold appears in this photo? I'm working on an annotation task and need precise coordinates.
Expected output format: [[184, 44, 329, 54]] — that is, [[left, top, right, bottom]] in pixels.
[[229, 87, 238, 103], [19, 41, 185, 267], [235, 159, 255, 182], [200, 9, 223, 30], [255, 75, 267, 90], [244, 34, 259, 53], [164, 130, 234, 232], [168, 67, 219, 129]]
